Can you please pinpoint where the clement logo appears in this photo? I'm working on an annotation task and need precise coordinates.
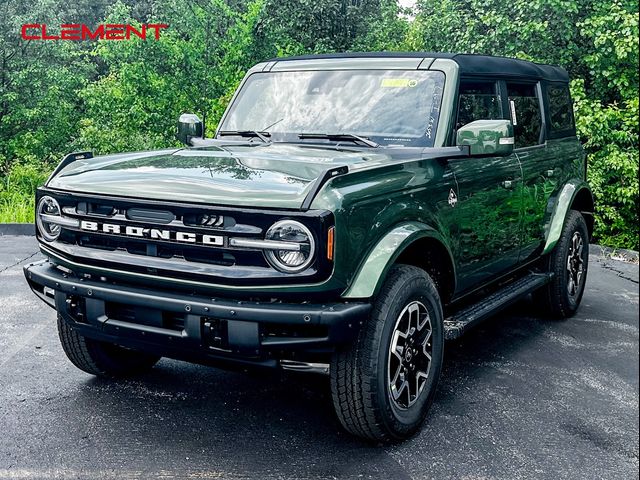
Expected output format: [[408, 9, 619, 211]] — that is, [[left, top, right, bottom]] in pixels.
[[21, 23, 168, 41]]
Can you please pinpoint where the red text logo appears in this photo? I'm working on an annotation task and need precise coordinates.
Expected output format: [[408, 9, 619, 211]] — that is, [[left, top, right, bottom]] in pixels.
[[21, 24, 169, 41]]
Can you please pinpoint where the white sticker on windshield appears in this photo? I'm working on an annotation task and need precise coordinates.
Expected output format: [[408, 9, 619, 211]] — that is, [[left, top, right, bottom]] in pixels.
[[381, 78, 418, 88]]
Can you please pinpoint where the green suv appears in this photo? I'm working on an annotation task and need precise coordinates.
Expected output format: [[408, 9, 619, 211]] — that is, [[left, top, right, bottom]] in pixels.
[[24, 53, 593, 442]]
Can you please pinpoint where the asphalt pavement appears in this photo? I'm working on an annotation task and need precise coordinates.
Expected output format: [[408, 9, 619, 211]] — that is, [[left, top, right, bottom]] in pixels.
[[0, 235, 638, 480]]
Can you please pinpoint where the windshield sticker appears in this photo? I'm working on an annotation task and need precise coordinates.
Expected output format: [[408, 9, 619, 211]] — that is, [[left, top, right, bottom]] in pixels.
[[426, 116, 436, 139], [381, 78, 418, 88]]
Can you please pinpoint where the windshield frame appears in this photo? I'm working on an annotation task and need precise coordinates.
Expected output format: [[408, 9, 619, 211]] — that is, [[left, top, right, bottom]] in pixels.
[[216, 69, 446, 148]]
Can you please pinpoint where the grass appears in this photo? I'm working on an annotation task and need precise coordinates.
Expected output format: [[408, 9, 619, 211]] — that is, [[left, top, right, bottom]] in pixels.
[[0, 192, 35, 223], [0, 163, 49, 223]]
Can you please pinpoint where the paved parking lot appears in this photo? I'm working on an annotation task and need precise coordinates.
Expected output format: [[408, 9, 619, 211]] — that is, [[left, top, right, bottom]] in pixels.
[[0, 235, 638, 479]]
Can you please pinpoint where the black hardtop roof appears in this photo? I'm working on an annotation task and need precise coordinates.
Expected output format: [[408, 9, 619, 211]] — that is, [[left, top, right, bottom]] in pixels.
[[268, 52, 570, 82]]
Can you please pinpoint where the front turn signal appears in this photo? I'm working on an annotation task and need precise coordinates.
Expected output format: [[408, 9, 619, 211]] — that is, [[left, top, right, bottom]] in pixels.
[[327, 226, 335, 261]]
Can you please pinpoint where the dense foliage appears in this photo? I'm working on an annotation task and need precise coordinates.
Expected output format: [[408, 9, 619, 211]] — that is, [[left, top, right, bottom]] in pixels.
[[0, 0, 637, 248]]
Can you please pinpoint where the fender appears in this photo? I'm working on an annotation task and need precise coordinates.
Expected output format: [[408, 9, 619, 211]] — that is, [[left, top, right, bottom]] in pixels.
[[342, 221, 455, 299], [542, 179, 594, 255]]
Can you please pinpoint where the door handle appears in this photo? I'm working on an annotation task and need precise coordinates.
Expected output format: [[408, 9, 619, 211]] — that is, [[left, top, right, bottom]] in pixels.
[[501, 180, 513, 189]]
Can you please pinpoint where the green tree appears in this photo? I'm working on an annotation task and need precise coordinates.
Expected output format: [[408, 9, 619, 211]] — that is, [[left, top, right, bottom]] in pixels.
[[0, 0, 96, 171], [408, 0, 639, 248], [0, 0, 637, 248]]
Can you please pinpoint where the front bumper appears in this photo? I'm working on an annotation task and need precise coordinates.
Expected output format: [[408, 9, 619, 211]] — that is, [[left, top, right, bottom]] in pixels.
[[24, 260, 370, 368]]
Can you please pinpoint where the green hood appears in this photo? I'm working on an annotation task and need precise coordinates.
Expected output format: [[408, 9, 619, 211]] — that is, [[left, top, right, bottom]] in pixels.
[[48, 144, 387, 209]]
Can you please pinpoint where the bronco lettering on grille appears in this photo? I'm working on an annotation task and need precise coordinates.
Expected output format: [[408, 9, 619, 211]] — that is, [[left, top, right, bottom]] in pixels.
[[80, 220, 224, 246]]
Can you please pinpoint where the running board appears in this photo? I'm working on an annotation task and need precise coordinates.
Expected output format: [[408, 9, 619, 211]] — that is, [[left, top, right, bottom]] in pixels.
[[444, 272, 553, 340]]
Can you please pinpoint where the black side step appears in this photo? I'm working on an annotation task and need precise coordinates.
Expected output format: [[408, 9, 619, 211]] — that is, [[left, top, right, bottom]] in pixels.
[[444, 272, 553, 340]]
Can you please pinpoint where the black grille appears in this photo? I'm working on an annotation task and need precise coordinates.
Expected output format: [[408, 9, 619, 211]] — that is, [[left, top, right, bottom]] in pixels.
[[58, 199, 266, 267], [39, 189, 335, 288], [64, 231, 244, 266]]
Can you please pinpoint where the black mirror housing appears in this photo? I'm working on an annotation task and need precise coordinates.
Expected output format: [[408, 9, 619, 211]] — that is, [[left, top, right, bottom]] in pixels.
[[177, 113, 203, 145]]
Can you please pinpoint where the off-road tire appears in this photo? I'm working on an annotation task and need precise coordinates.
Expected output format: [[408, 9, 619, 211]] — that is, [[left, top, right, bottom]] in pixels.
[[57, 316, 160, 377], [534, 210, 589, 318], [330, 265, 444, 442]]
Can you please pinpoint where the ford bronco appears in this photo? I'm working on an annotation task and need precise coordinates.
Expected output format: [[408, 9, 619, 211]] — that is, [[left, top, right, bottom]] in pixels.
[[24, 53, 593, 442]]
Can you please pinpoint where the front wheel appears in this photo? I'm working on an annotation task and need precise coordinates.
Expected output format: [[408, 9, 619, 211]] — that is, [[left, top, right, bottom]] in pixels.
[[330, 265, 444, 442], [534, 210, 590, 318], [57, 316, 161, 377]]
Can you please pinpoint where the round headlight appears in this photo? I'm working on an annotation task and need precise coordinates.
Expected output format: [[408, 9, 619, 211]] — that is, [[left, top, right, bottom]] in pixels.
[[264, 220, 315, 272], [36, 195, 62, 242]]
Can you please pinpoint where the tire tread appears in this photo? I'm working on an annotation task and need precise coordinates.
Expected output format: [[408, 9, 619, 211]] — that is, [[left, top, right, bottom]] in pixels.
[[535, 210, 589, 318], [57, 316, 159, 377], [331, 265, 442, 442]]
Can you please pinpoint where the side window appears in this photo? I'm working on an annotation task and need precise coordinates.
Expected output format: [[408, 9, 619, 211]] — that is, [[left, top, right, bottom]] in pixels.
[[547, 84, 575, 132], [456, 81, 501, 129], [507, 83, 542, 148]]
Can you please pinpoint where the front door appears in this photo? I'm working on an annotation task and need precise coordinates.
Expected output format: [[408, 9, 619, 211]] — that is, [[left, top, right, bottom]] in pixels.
[[444, 79, 523, 294], [447, 155, 523, 293]]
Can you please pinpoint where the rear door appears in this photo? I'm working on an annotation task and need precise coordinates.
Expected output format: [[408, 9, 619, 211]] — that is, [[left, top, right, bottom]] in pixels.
[[445, 79, 523, 293], [506, 81, 559, 262], [544, 82, 584, 196]]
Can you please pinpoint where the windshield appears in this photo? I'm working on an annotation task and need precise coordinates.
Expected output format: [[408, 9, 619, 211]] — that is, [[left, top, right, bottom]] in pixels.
[[218, 69, 445, 147]]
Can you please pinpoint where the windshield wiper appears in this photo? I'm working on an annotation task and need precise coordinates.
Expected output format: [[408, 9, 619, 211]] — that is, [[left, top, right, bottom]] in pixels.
[[298, 133, 379, 148], [218, 130, 271, 144]]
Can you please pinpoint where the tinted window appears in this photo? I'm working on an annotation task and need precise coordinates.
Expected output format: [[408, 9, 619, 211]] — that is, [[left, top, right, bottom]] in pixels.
[[507, 83, 542, 148], [456, 81, 502, 129], [548, 84, 574, 131]]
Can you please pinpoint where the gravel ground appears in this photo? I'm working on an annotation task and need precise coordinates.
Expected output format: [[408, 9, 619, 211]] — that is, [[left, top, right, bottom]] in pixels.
[[0, 235, 638, 480]]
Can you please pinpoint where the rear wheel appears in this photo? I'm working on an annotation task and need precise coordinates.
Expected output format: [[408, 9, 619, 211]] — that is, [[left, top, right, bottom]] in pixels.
[[535, 210, 589, 318], [330, 265, 444, 442], [57, 316, 160, 377]]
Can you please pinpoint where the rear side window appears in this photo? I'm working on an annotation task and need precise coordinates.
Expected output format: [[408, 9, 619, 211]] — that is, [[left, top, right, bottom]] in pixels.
[[507, 83, 542, 148], [547, 84, 575, 132], [456, 81, 502, 129]]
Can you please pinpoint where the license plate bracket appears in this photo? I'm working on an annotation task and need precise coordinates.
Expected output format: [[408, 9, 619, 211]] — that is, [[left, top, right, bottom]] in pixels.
[[203, 318, 260, 355], [227, 320, 260, 355]]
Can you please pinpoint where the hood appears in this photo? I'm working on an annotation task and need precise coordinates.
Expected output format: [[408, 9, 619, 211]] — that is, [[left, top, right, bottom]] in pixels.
[[48, 143, 390, 209]]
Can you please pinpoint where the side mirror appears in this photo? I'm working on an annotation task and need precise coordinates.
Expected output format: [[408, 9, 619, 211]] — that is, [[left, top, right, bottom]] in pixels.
[[177, 113, 203, 145], [456, 119, 514, 156]]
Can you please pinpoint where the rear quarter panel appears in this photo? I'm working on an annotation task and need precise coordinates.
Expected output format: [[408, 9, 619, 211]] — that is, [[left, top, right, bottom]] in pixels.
[[541, 137, 589, 253]]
